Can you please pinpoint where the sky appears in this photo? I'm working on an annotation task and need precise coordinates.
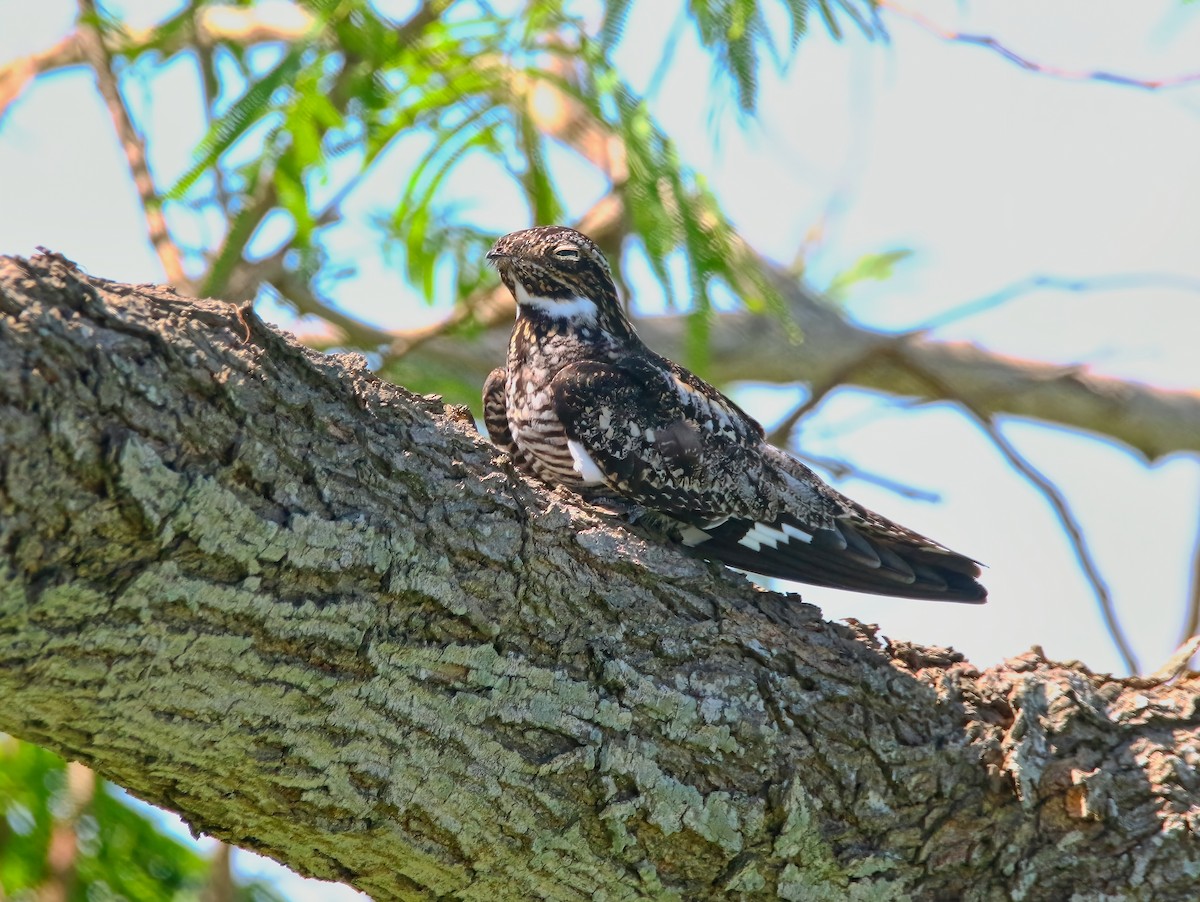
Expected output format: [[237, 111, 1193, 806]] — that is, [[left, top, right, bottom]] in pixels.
[[2, 0, 1200, 898]]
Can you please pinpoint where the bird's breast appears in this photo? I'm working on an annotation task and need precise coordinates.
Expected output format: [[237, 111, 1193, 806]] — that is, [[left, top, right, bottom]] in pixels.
[[505, 327, 612, 488]]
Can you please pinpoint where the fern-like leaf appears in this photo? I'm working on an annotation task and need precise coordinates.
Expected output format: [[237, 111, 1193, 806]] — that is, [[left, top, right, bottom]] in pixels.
[[168, 50, 305, 200]]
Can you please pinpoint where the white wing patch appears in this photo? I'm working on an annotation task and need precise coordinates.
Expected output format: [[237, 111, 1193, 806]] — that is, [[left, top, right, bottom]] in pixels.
[[514, 283, 599, 322], [783, 522, 813, 543], [739, 521, 812, 551], [567, 439, 607, 484]]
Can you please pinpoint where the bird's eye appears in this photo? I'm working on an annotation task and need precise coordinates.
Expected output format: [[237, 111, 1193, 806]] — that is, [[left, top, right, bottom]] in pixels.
[[553, 244, 581, 261]]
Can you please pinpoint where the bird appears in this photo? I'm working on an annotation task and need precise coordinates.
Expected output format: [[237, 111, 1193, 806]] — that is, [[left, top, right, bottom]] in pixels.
[[483, 225, 987, 603]]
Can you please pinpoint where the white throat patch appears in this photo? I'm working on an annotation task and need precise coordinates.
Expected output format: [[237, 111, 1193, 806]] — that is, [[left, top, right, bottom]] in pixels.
[[514, 282, 598, 322]]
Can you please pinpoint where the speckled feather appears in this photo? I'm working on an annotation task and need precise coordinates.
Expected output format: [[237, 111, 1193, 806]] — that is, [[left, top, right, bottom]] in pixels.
[[484, 226, 987, 602]]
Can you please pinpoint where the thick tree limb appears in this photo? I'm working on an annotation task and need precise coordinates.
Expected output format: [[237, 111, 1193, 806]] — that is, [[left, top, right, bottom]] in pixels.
[[3, 255, 1200, 900]]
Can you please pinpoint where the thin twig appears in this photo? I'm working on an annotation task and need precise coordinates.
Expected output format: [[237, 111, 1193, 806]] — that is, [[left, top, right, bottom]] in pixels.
[[975, 416, 1137, 673], [201, 178, 277, 298], [76, 0, 188, 288], [764, 329, 929, 448], [202, 0, 448, 301], [1177, 490, 1200, 647], [920, 273, 1200, 332], [270, 274, 395, 349], [762, 338, 910, 448], [880, 0, 1200, 91], [903, 355, 1140, 674], [766, 384, 837, 448], [0, 34, 80, 122], [792, 450, 940, 502], [0, 4, 316, 122]]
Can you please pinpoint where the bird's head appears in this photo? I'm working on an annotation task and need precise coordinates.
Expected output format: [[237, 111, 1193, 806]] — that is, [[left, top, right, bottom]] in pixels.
[[488, 226, 628, 330]]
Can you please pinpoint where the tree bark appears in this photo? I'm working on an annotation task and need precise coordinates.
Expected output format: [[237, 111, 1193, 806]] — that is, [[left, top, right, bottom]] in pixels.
[[2, 253, 1198, 901]]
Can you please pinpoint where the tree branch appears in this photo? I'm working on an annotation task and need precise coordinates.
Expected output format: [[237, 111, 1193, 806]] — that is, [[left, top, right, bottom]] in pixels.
[[879, 0, 1200, 90], [0, 4, 319, 123], [390, 268, 1200, 462], [3, 253, 1200, 900], [1179, 494, 1200, 649], [900, 355, 1139, 674], [76, 0, 188, 289]]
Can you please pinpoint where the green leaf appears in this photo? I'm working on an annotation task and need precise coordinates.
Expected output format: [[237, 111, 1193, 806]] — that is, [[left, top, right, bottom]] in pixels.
[[517, 108, 565, 227], [202, 179, 278, 297], [815, 0, 844, 39], [825, 248, 914, 300], [600, 0, 636, 49], [167, 50, 305, 201], [679, 0, 875, 113], [784, 0, 810, 50], [385, 107, 504, 302], [275, 164, 314, 245]]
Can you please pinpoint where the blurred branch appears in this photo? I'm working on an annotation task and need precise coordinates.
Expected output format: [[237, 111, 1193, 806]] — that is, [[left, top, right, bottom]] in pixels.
[[1179, 493, 1200, 647], [76, 0, 188, 288], [201, 178, 277, 299], [271, 272, 394, 348], [791, 450, 940, 502], [201, 842, 235, 902], [920, 272, 1200, 332], [879, 1, 1200, 90], [35, 762, 95, 902], [0, 3, 317, 123], [763, 345, 895, 447], [0, 33, 78, 120]]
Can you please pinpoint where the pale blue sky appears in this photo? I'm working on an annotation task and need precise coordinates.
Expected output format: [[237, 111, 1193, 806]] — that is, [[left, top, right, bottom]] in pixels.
[[3, 1, 1200, 898]]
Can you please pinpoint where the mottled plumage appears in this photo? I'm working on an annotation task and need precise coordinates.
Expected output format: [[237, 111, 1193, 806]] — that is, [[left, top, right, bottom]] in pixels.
[[484, 225, 987, 603]]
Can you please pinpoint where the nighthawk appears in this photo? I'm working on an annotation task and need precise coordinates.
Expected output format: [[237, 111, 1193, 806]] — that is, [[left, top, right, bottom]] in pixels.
[[483, 225, 987, 603]]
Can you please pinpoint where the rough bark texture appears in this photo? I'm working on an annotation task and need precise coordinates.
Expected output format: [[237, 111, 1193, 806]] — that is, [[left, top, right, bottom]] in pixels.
[[2, 253, 1199, 901]]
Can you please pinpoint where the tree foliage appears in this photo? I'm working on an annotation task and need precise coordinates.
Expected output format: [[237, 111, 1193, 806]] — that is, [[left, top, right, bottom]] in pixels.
[[0, 737, 286, 901], [139, 0, 872, 380]]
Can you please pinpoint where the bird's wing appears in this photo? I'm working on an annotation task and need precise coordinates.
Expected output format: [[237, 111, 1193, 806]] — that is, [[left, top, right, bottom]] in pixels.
[[550, 356, 772, 521], [551, 357, 987, 603], [693, 445, 987, 602]]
